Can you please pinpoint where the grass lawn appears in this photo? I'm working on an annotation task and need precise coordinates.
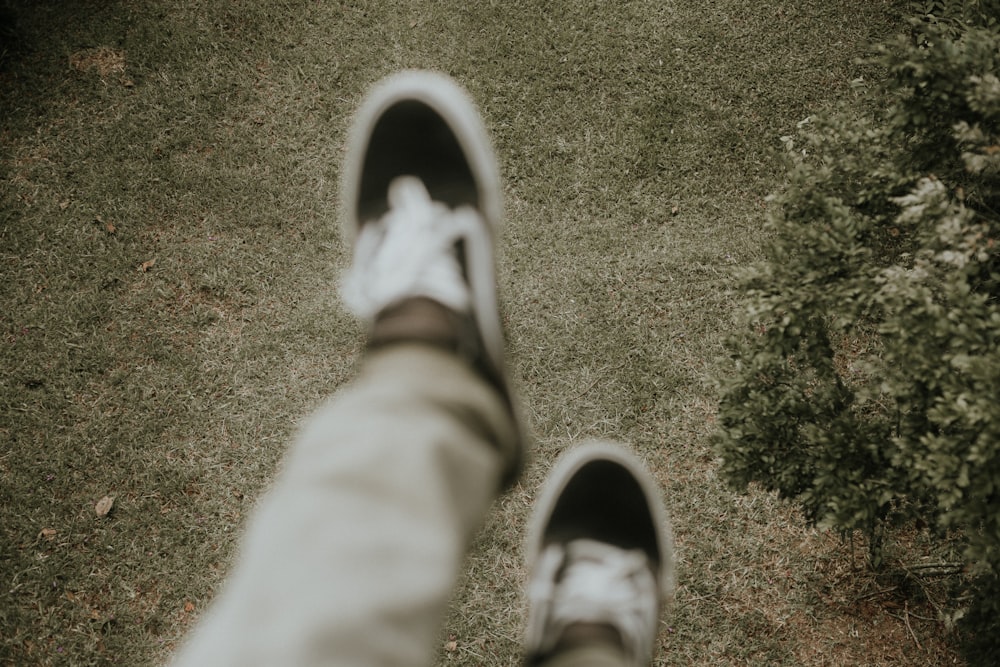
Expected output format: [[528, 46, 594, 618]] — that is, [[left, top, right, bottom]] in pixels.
[[1, 0, 966, 664]]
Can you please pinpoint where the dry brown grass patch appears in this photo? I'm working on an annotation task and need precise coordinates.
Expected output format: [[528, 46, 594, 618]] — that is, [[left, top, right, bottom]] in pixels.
[[69, 46, 126, 78]]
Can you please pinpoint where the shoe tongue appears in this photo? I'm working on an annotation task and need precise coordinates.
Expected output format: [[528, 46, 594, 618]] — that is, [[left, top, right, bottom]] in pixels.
[[388, 175, 435, 212], [564, 540, 651, 575], [565, 539, 627, 561]]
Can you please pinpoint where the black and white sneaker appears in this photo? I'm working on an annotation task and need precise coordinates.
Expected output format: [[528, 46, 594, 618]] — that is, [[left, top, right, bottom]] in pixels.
[[524, 442, 674, 666], [339, 70, 524, 489]]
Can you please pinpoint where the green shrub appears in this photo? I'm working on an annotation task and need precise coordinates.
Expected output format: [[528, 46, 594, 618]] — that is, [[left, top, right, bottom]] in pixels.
[[714, 1, 1000, 656]]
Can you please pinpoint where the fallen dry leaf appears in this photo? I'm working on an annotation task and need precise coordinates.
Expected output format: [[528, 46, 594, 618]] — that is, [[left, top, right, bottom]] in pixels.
[[139, 258, 156, 272], [95, 495, 114, 517], [39, 528, 57, 540]]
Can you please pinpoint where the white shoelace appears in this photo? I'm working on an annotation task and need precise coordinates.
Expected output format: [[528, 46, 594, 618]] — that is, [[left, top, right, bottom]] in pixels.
[[341, 176, 476, 319], [526, 539, 659, 666]]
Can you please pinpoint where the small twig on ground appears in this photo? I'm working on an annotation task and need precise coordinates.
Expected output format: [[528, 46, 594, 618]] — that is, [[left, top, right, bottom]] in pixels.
[[904, 562, 963, 577], [905, 562, 962, 570], [854, 586, 897, 602], [904, 604, 923, 651], [681, 591, 720, 604], [904, 609, 938, 622]]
